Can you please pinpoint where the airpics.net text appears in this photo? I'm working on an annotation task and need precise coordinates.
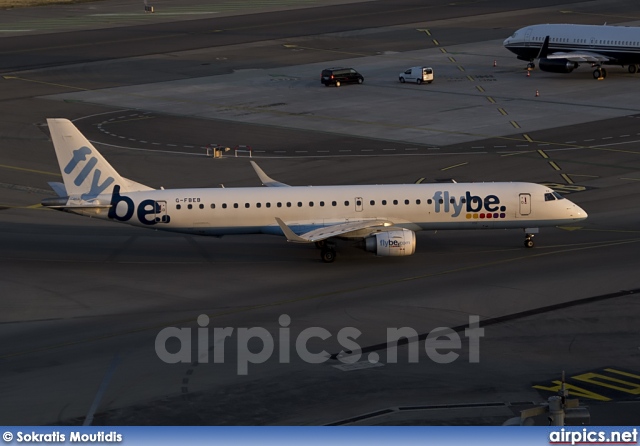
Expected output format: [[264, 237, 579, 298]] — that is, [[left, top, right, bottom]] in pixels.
[[155, 315, 484, 375]]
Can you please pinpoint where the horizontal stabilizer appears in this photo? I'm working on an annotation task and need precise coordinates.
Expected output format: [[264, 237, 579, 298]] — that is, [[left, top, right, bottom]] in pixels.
[[41, 196, 112, 209], [48, 182, 67, 197]]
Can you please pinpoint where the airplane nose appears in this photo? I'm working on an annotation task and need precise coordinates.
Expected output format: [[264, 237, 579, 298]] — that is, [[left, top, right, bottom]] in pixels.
[[572, 204, 588, 220]]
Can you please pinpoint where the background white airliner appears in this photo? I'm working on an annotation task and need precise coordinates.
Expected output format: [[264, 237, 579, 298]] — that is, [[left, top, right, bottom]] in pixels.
[[41, 119, 587, 262], [504, 24, 640, 79]]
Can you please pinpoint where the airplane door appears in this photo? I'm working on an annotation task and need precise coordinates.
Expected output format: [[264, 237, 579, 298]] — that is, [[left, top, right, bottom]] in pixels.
[[519, 194, 531, 216], [155, 200, 169, 223], [355, 197, 363, 212], [524, 28, 533, 47]]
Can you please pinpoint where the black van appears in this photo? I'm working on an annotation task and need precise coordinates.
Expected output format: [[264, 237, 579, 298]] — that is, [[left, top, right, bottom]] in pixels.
[[320, 67, 364, 87]]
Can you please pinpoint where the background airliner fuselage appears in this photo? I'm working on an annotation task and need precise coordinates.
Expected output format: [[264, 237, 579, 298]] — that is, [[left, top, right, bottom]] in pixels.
[[504, 24, 640, 78], [42, 119, 588, 262]]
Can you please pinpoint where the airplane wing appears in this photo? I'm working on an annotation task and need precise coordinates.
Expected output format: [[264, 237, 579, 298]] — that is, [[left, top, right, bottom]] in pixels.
[[546, 51, 611, 63], [275, 217, 394, 243], [537, 36, 611, 63], [250, 161, 291, 187]]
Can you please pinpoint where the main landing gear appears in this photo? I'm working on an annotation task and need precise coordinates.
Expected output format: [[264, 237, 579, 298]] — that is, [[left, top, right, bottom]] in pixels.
[[316, 240, 337, 263], [321, 248, 337, 263], [527, 62, 535, 70], [592, 66, 607, 80]]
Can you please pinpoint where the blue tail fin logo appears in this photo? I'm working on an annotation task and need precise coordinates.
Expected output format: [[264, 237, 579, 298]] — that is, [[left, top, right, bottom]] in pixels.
[[63, 146, 115, 200]]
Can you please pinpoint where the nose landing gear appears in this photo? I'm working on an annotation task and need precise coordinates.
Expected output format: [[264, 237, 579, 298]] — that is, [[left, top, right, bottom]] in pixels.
[[524, 234, 535, 248]]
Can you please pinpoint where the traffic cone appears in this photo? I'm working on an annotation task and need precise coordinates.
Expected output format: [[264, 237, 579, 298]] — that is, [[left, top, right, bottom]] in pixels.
[[535, 89, 539, 97], [527, 70, 530, 77]]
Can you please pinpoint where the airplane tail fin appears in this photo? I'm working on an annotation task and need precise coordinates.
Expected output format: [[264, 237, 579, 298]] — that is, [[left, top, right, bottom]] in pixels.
[[47, 118, 153, 200]]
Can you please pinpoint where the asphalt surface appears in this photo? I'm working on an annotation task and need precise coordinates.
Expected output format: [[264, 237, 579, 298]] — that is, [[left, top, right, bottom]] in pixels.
[[0, 0, 639, 426]]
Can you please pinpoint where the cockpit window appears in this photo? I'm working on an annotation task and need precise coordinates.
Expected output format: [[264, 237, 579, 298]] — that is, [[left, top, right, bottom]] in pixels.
[[544, 193, 556, 201], [552, 191, 565, 200]]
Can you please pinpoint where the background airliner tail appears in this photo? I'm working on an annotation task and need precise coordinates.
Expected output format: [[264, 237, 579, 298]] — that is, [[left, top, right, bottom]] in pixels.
[[47, 118, 153, 199]]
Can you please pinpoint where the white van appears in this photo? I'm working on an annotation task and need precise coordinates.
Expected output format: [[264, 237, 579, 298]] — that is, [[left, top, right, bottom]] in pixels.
[[399, 66, 434, 84]]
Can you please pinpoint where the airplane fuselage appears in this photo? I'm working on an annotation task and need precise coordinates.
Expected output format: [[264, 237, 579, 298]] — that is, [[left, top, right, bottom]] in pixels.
[[65, 182, 585, 237]]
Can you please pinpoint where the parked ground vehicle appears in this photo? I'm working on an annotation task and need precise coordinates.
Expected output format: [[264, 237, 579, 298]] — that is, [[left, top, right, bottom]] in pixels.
[[321, 67, 364, 87], [399, 66, 434, 84]]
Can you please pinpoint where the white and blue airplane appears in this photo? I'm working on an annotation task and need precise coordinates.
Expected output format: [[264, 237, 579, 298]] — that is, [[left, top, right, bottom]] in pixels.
[[41, 119, 587, 262], [503, 24, 640, 79]]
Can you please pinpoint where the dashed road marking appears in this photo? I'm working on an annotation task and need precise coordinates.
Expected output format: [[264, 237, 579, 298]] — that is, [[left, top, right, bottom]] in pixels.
[[561, 173, 574, 184], [549, 161, 562, 171]]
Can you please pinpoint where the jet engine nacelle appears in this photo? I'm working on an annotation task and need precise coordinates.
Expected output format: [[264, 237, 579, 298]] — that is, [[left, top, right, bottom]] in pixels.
[[539, 58, 578, 73], [364, 229, 416, 256]]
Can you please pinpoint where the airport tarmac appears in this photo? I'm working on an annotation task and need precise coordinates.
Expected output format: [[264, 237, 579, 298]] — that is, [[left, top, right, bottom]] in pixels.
[[0, 0, 639, 426]]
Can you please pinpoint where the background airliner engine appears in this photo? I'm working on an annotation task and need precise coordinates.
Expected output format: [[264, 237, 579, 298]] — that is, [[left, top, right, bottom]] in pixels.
[[364, 229, 416, 256], [539, 58, 579, 73]]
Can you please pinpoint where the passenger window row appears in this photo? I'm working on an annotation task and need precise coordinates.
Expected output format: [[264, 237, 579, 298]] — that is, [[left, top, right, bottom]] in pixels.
[[175, 198, 472, 210]]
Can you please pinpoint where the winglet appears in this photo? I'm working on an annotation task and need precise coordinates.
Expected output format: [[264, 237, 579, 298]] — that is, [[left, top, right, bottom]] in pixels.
[[275, 218, 312, 243], [250, 161, 290, 187], [537, 35, 550, 59]]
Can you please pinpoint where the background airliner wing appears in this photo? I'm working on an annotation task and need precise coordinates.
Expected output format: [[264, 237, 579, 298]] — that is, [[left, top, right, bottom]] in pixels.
[[275, 218, 394, 243], [546, 51, 611, 63]]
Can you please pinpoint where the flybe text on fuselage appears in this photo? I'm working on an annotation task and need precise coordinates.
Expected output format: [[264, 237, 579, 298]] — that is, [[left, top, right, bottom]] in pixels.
[[432, 191, 506, 218], [108, 185, 171, 225]]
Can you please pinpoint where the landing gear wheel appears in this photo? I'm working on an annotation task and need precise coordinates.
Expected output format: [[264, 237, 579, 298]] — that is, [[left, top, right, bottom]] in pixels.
[[629, 64, 638, 74], [527, 62, 535, 70], [321, 249, 336, 263], [593, 68, 602, 79], [524, 235, 534, 249]]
